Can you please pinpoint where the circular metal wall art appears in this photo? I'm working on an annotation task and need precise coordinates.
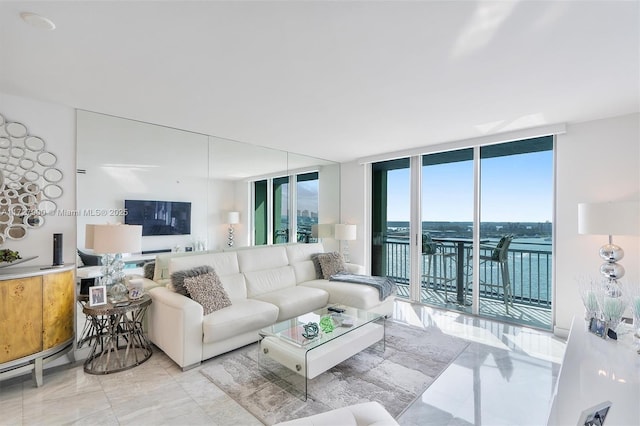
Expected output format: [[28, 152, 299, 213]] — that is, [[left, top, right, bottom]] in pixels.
[[0, 113, 64, 243]]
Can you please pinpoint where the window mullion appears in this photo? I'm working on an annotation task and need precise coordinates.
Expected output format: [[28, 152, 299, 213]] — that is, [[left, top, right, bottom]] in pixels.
[[410, 155, 422, 302], [472, 146, 481, 314]]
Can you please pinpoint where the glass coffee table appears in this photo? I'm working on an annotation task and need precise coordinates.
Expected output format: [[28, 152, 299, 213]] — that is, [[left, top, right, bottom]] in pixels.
[[258, 305, 386, 400]]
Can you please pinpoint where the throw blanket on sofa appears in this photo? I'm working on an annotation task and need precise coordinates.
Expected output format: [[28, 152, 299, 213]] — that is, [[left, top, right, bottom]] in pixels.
[[329, 273, 396, 301]]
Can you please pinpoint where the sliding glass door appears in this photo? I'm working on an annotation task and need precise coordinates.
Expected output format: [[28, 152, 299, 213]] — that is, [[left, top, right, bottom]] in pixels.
[[273, 177, 289, 244], [421, 149, 474, 309], [253, 172, 320, 246], [296, 172, 319, 243], [372, 159, 411, 300], [371, 136, 554, 329], [254, 180, 268, 245], [478, 137, 553, 327]]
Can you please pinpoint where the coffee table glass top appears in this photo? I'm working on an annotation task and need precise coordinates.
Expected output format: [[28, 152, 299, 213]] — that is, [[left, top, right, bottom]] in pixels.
[[259, 305, 384, 349]]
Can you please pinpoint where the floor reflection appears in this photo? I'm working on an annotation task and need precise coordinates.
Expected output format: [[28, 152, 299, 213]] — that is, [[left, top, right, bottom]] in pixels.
[[394, 300, 564, 426]]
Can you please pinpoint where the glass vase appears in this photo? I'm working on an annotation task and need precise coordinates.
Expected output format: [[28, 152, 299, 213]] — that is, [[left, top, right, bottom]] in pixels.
[[629, 288, 640, 338], [576, 275, 600, 321], [595, 279, 628, 332]]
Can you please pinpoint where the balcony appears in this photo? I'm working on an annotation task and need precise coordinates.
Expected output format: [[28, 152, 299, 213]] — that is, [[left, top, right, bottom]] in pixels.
[[382, 239, 552, 330]]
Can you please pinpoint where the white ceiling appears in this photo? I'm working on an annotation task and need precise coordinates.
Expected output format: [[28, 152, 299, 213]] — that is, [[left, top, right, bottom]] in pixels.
[[0, 1, 638, 163]]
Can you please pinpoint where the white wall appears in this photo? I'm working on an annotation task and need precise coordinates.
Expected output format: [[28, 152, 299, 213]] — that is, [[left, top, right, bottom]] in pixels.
[[555, 113, 639, 336], [340, 160, 368, 266], [76, 111, 247, 253], [76, 110, 215, 253], [319, 162, 341, 253], [340, 113, 640, 336], [0, 92, 76, 265]]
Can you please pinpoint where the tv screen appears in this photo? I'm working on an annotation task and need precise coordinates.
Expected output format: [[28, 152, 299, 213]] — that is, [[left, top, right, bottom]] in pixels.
[[124, 200, 191, 236]]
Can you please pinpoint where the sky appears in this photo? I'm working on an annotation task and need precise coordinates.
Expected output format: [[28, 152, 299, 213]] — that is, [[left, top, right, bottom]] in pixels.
[[280, 180, 319, 214], [387, 150, 553, 222]]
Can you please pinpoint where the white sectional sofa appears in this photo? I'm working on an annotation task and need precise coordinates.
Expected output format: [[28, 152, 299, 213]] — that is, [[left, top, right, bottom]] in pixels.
[[145, 243, 395, 370]]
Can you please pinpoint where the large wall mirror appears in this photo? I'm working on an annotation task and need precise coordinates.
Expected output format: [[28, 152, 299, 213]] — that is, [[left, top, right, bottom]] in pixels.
[[76, 110, 340, 253]]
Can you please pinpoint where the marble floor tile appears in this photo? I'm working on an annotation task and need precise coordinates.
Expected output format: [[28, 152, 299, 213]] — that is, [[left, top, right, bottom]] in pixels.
[[0, 380, 23, 425], [395, 302, 563, 426], [0, 300, 563, 426], [22, 389, 112, 425]]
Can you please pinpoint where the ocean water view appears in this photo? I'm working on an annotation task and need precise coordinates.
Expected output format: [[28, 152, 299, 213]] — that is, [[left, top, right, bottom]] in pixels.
[[377, 221, 553, 307]]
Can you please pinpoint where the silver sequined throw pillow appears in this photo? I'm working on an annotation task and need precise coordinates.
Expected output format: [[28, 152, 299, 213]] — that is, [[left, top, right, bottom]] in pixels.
[[184, 272, 232, 315]]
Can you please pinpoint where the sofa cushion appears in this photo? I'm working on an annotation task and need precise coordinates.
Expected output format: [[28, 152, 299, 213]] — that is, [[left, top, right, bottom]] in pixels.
[[170, 265, 215, 296], [244, 265, 297, 298], [143, 261, 155, 279], [299, 279, 389, 310], [252, 286, 329, 321], [237, 245, 289, 273], [291, 260, 318, 284], [218, 273, 248, 303], [169, 252, 240, 277], [202, 299, 279, 343], [184, 272, 232, 315], [316, 252, 347, 279], [285, 242, 324, 264], [155, 250, 209, 281]]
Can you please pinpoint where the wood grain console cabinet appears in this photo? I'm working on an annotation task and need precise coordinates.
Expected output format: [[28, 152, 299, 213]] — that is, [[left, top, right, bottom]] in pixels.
[[0, 265, 75, 387]]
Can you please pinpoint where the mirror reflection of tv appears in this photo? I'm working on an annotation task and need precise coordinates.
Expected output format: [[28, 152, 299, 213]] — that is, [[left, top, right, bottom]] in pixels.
[[124, 200, 191, 236]]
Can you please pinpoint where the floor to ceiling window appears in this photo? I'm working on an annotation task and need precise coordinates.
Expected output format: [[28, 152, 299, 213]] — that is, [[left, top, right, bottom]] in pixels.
[[478, 136, 553, 327], [421, 149, 474, 309], [254, 180, 268, 245], [372, 158, 411, 300], [296, 172, 319, 243], [371, 136, 554, 329], [273, 177, 289, 244], [252, 172, 320, 246]]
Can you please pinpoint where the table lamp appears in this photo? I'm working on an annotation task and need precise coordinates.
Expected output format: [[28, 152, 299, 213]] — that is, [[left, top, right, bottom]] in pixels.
[[227, 211, 240, 247], [311, 224, 334, 241], [86, 223, 142, 302], [334, 224, 356, 263], [578, 201, 639, 329]]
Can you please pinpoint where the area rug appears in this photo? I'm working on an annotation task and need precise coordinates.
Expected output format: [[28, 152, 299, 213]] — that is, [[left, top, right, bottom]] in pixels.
[[200, 320, 469, 425]]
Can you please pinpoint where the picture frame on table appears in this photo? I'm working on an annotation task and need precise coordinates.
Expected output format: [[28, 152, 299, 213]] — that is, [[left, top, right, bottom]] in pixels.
[[588, 317, 608, 339], [577, 400, 611, 426], [89, 285, 107, 306]]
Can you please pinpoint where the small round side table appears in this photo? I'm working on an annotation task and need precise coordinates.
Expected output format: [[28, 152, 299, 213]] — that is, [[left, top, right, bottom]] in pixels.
[[82, 294, 152, 374]]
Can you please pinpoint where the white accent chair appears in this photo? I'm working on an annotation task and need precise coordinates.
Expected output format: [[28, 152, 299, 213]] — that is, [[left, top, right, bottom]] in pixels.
[[272, 401, 399, 426]]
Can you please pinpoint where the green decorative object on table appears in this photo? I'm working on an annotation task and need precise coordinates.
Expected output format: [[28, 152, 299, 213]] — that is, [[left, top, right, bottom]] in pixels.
[[319, 316, 334, 333], [0, 249, 21, 263]]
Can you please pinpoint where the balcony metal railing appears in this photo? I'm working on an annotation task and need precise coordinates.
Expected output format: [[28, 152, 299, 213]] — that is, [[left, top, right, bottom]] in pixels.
[[382, 239, 552, 309]]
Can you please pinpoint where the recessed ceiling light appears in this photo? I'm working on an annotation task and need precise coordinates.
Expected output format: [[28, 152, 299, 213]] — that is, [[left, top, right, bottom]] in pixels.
[[20, 12, 56, 30]]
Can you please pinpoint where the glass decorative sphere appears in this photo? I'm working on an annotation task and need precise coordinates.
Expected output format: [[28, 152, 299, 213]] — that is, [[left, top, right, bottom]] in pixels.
[[109, 281, 128, 302], [599, 243, 624, 262], [600, 262, 625, 280]]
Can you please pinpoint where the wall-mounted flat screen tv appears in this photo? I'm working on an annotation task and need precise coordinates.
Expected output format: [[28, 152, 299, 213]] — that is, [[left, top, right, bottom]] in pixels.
[[124, 200, 191, 236]]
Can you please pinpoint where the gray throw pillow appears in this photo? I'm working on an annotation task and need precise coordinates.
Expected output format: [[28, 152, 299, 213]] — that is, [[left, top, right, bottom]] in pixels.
[[310, 253, 324, 279], [316, 252, 347, 279], [143, 261, 155, 280], [170, 265, 215, 296], [184, 272, 232, 315]]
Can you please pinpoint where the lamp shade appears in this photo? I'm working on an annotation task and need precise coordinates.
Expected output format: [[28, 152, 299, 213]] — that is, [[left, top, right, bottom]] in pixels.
[[334, 224, 357, 241], [85, 224, 96, 249], [578, 202, 640, 236], [227, 211, 240, 225], [86, 224, 142, 254], [311, 224, 334, 238]]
